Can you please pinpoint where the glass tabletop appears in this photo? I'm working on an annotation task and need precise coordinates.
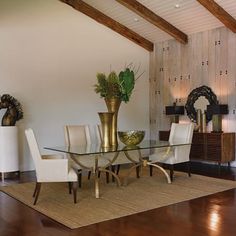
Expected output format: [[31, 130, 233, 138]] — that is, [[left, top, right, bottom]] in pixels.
[[44, 140, 190, 156]]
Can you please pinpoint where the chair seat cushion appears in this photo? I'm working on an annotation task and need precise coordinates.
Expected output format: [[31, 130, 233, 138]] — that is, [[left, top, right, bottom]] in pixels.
[[149, 150, 174, 164], [67, 168, 78, 182], [149, 150, 189, 165], [69, 155, 110, 169]]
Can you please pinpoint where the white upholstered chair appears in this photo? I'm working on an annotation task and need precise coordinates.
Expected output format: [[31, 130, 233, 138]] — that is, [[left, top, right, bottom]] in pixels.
[[64, 125, 110, 184], [95, 125, 141, 180], [64, 125, 91, 147], [64, 125, 91, 184], [25, 128, 78, 205], [149, 123, 194, 181]]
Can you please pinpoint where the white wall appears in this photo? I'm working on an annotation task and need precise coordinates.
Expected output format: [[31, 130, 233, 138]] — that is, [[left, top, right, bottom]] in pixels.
[[0, 0, 150, 171]]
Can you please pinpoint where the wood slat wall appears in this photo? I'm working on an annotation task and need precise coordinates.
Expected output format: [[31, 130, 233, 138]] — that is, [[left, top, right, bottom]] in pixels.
[[149, 26, 236, 164]]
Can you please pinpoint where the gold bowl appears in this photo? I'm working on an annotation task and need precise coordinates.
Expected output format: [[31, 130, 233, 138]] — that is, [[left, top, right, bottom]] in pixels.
[[118, 130, 145, 146]]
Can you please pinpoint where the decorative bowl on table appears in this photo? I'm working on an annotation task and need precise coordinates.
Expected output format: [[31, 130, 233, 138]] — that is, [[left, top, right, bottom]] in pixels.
[[118, 130, 145, 146]]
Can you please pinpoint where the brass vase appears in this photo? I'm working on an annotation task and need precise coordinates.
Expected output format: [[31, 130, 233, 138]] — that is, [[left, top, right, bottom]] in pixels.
[[105, 97, 121, 147], [202, 111, 207, 133], [98, 112, 114, 148], [196, 109, 202, 132]]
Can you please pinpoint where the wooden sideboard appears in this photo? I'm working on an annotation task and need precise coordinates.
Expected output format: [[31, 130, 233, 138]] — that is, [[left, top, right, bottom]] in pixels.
[[159, 131, 235, 166]]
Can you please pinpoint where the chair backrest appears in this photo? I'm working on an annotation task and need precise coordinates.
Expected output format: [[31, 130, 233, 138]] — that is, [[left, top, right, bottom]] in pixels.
[[25, 129, 42, 163], [25, 128, 42, 173], [64, 125, 91, 146], [169, 123, 194, 144], [168, 123, 194, 163], [25, 128, 70, 182]]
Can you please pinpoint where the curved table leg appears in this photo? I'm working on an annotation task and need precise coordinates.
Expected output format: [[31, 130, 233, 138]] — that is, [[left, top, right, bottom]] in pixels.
[[98, 167, 121, 187], [94, 157, 100, 198], [147, 162, 171, 184], [123, 163, 143, 186], [1, 172, 4, 182], [95, 174, 99, 198], [71, 153, 122, 198]]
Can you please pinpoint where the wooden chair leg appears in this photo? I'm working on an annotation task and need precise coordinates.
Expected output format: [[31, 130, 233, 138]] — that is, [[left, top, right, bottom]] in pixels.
[[68, 182, 72, 194], [88, 171, 91, 180], [149, 165, 153, 176], [106, 167, 110, 183], [187, 161, 191, 177], [136, 166, 140, 178], [111, 166, 115, 182], [72, 182, 78, 204], [169, 165, 174, 182], [116, 165, 120, 175], [78, 172, 82, 188], [33, 182, 41, 205], [33, 182, 37, 197]]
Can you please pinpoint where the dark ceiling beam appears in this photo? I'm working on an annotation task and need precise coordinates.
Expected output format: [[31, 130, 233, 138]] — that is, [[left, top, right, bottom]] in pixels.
[[116, 0, 188, 44], [197, 0, 236, 33], [59, 0, 154, 51]]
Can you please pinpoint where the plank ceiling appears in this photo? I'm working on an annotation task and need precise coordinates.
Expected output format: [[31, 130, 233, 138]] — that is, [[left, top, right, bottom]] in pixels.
[[82, 0, 236, 43]]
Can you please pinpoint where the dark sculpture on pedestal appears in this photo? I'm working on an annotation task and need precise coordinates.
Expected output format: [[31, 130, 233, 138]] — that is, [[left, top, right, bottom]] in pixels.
[[0, 94, 23, 126]]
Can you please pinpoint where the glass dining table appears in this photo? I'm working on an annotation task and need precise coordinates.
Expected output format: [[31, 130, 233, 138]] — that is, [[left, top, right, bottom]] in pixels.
[[45, 140, 190, 198]]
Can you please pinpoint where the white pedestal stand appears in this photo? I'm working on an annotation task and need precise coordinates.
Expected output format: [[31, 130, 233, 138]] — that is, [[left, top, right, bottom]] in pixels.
[[0, 126, 19, 182]]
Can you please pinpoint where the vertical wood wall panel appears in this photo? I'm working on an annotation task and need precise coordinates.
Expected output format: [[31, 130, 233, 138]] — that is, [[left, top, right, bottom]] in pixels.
[[162, 41, 171, 130], [214, 28, 221, 102], [202, 31, 209, 86], [158, 42, 165, 131], [227, 31, 236, 133], [149, 51, 157, 140], [184, 37, 193, 107], [149, 26, 236, 164], [192, 32, 203, 89], [180, 41, 188, 106], [208, 28, 217, 91], [219, 27, 229, 105]]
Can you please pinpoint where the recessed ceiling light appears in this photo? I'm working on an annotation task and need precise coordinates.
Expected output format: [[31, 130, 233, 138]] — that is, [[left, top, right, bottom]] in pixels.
[[175, 4, 180, 8], [134, 18, 139, 22]]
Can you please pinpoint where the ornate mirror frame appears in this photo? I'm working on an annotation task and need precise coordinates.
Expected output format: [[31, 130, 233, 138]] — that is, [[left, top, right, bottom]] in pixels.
[[185, 85, 218, 123]]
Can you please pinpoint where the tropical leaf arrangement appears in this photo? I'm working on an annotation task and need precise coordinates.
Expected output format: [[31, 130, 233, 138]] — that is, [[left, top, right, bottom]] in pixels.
[[94, 65, 143, 103]]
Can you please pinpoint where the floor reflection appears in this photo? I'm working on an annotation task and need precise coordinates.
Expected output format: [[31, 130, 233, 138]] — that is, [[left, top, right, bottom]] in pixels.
[[208, 205, 220, 232]]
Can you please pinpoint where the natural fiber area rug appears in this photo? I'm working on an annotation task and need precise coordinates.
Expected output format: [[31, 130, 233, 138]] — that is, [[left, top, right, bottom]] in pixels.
[[1, 170, 236, 229]]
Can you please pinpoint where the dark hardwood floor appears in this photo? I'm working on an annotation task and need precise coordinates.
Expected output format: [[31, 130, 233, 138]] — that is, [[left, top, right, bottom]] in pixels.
[[1, 162, 236, 236]]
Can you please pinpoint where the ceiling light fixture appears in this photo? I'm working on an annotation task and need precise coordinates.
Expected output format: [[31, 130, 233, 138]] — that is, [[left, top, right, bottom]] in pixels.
[[134, 17, 139, 22], [175, 4, 180, 8]]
